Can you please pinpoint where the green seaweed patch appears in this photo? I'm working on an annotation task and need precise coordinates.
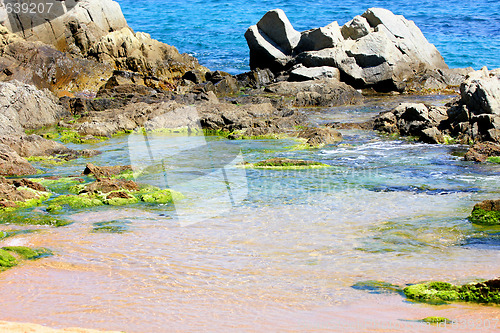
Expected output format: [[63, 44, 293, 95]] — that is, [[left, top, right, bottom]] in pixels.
[[58, 129, 108, 144], [469, 208, 500, 226], [0, 229, 35, 240], [487, 156, 500, 164], [140, 189, 184, 204], [0, 249, 17, 269], [31, 177, 86, 195], [27, 156, 67, 166], [0, 211, 72, 227], [102, 192, 140, 206], [243, 158, 331, 170], [2, 246, 52, 260], [351, 280, 404, 295], [47, 194, 104, 212], [92, 221, 131, 234], [404, 280, 500, 304], [0, 188, 52, 213], [147, 127, 205, 136], [110, 170, 137, 180], [419, 317, 453, 324], [112, 129, 134, 137]]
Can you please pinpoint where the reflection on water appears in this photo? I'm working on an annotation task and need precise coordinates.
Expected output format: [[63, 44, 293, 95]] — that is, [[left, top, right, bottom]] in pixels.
[[0, 96, 499, 332]]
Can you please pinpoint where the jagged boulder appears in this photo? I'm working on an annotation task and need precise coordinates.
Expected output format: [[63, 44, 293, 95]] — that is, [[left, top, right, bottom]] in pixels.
[[246, 8, 454, 92], [459, 67, 500, 116], [1, 0, 207, 89], [0, 144, 37, 176]]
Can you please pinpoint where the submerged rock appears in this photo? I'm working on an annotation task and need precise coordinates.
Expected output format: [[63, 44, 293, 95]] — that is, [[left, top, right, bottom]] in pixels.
[[246, 158, 330, 169], [403, 279, 500, 304], [296, 127, 343, 147], [83, 163, 132, 178], [469, 199, 500, 225], [0, 177, 51, 209], [464, 142, 500, 162]]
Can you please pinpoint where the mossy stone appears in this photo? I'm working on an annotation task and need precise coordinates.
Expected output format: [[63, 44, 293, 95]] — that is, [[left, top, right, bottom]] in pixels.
[[140, 189, 184, 204], [404, 280, 500, 304], [469, 208, 500, 226], [47, 194, 104, 212], [0, 249, 17, 269], [0, 211, 72, 227], [351, 280, 403, 295], [2, 246, 52, 260], [487, 156, 500, 164], [420, 317, 453, 324]]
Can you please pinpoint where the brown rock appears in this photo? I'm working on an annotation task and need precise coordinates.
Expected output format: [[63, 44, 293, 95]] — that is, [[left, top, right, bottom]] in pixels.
[[297, 127, 343, 147], [80, 178, 139, 194], [464, 142, 500, 162], [473, 199, 500, 212], [83, 163, 132, 178], [0, 143, 36, 176]]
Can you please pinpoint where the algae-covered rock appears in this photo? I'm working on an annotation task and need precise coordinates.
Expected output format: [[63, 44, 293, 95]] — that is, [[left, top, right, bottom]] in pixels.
[[47, 194, 104, 212], [246, 158, 331, 170], [1, 246, 52, 260], [141, 189, 184, 204], [0, 177, 52, 211], [92, 221, 131, 234], [83, 163, 133, 178], [0, 211, 72, 227], [469, 200, 500, 225], [351, 280, 403, 295], [419, 317, 453, 324], [104, 191, 139, 206], [0, 249, 17, 269], [404, 279, 500, 304]]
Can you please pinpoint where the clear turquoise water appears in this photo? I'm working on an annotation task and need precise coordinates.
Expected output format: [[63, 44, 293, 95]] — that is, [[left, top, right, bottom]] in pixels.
[[116, 0, 500, 74]]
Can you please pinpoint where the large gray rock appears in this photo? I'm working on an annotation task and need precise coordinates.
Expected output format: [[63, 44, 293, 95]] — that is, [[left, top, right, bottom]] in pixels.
[[296, 22, 343, 53], [0, 81, 64, 134], [246, 8, 450, 92], [289, 65, 340, 81], [460, 67, 500, 116], [255, 9, 301, 54]]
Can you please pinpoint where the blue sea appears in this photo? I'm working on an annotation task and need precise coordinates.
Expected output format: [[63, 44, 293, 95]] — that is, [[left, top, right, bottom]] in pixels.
[[115, 0, 500, 74]]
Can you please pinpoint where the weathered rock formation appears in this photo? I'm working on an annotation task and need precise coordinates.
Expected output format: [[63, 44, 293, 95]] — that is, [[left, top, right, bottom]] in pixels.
[[374, 68, 500, 145], [245, 8, 469, 92], [0, 0, 207, 93], [0, 80, 64, 135]]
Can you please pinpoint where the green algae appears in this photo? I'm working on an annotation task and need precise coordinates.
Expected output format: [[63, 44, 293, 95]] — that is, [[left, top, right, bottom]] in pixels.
[[419, 317, 453, 324], [1, 246, 52, 260], [469, 208, 500, 226], [404, 280, 500, 304], [351, 280, 403, 295], [0, 249, 17, 269], [0, 188, 52, 213], [0, 211, 72, 227], [140, 189, 184, 204], [58, 129, 108, 144], [92, 221, 131, 234], [0, 246, 53, 272], [487, 156, 500, 164], [103, 192, 139, 206], [0, 230, 35, 240], [27, 156, 67, 166], [243, 158, 331, 170], [46, 194, 104, 212]]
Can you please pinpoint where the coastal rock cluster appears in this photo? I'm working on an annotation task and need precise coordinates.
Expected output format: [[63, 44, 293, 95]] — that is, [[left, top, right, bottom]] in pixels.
[[374, 67, 500, 145], [245, 8, 469, 92]]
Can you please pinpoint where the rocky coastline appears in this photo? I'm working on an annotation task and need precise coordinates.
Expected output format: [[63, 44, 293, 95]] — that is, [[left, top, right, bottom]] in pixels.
[[0, 0, 499, 331]]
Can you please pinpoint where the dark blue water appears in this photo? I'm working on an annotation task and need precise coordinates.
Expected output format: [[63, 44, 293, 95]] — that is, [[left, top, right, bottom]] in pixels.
[[115, 0, 500, 74]]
